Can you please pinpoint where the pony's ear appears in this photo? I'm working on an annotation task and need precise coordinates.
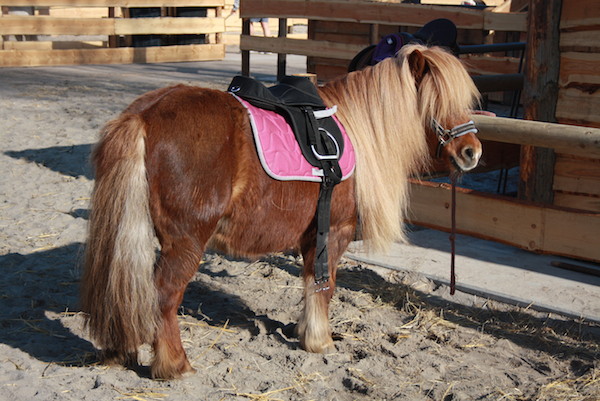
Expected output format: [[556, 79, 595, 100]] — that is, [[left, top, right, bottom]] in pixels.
[[407, 49, 430, 85]]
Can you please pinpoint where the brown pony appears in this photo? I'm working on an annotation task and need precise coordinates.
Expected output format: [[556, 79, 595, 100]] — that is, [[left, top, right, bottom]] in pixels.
[[81, 44, 481, 379]]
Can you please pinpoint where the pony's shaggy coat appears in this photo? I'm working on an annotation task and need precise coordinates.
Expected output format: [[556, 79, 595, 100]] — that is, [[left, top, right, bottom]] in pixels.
[[81, 45, 481, 379]]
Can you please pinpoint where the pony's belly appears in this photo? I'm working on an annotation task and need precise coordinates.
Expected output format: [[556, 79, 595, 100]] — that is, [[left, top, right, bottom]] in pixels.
[[207, 203, 314, 258]]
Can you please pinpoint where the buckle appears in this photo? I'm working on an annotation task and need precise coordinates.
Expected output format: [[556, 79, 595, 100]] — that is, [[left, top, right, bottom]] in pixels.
[[311, 128, 341, 161], [314, 279, 330, 293], [439, 131, 452, 145]]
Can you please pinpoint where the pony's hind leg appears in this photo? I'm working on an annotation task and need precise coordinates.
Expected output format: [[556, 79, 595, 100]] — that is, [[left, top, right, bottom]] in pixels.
[[151, 240, 204, 380]]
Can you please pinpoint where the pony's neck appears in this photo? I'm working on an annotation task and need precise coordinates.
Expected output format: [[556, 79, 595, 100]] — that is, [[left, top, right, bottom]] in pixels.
[[317, 60, 430, 252]]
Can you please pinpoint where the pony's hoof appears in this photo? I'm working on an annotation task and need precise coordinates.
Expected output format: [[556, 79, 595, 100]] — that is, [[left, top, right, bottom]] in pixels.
[[151, 357, 196, 380], [300, 336, 335, 354]]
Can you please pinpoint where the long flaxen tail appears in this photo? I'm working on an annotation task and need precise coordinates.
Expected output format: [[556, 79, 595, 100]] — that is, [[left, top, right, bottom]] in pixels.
[[81, 113, 159, 362]]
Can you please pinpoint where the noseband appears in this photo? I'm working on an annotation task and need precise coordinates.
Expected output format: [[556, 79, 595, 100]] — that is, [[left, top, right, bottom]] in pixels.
[[432, 118, 478, 158]]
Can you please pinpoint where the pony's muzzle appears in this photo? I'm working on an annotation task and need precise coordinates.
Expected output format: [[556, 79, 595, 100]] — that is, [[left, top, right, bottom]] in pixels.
[[455, 144, 481, 172]]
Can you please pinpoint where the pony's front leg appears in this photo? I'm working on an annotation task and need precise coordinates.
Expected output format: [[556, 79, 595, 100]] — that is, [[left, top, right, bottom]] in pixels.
[[297, 212, 356, 353], [151, 247, 201, 380], [297, 245, 338, 353]]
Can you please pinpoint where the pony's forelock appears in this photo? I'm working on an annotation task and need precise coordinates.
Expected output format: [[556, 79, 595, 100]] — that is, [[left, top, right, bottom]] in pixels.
[[399, 44, 480, 126]]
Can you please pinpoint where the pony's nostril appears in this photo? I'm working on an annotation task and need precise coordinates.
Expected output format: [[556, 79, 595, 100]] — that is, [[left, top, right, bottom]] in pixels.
[[463, 147, 474, 160]]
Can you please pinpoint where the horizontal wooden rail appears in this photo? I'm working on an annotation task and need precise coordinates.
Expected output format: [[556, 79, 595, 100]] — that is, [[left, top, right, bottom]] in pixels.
[[408, 180, 600, 263], [0, 43, 224, 67], [1, 0, 223, 6], [0, 16, 225, 36], [2, 40, 106, 50], [461, 54, 521, 76], [240, 35, 364, 60], [472, 73, 523, 93], [459, 41, 526, 54], [240, 0, 527, 31], [473, 115, 600, 158]]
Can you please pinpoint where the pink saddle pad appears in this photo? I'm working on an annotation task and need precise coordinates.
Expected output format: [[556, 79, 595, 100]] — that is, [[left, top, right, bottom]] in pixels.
[[233, 95, 355, 182]]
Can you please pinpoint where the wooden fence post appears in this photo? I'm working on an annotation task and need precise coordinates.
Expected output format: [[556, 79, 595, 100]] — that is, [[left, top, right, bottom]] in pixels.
[[277, 18, 287, 81], [519, 0, 562, 203], [241, 18, 250, 76]]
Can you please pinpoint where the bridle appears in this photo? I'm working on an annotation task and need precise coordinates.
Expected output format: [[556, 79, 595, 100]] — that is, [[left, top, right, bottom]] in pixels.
[[431, 118, 478, 158]]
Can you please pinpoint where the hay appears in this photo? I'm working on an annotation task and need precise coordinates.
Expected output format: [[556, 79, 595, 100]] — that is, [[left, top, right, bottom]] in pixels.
[[116, 388, 169, 401], [192, 319, 231, 363], [235, 386, 295, 401]]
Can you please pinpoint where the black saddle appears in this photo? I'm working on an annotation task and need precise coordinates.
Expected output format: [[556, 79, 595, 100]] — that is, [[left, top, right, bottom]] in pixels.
[[228, 75, 344, 169]]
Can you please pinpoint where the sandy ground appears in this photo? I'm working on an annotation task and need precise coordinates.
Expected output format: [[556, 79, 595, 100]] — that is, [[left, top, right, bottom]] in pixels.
[[0, 54, 599, 401]]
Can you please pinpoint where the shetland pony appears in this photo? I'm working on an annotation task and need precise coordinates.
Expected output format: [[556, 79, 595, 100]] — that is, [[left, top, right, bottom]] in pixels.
[[81, 44, 481, 379]]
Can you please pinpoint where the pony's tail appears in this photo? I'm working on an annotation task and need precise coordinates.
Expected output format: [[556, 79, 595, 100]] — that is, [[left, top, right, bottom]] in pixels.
[[81, 113, 159, 360]]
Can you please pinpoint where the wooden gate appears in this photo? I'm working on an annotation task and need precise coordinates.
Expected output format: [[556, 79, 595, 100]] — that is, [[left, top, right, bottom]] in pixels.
[[0, 0, 226, 67]]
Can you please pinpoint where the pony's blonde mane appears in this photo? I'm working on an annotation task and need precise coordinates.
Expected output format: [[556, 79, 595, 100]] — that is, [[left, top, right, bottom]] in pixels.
[[319, 44, 478, 252]]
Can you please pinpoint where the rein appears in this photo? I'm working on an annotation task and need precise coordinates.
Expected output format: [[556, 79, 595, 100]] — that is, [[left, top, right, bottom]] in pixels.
[[450, 175, 457, 295], [431, 118, 477, 296]]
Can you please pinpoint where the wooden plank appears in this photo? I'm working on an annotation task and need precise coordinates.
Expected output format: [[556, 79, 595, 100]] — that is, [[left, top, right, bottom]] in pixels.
[[560, 30, 600, 52], [0, 0, 225, 6], [560, 0, 600, 30], [559, 52, 600, 87], [461, 54, 520, 75], [407, 180, 600, 263], [472, 73, 523, 93], [114, 17, 225, 35], [556, 88, 600, 127], [48, 6, 109, 18], [309, 56, 350, 68], [240, 35, 365, 59], [312, 32, 371, 46], [472, 115, 600, 158], [0, 16, 224, 35], [408, 181, 544, 252], [543, 207, 600, 262], [483, 8, 527, 31], [0, 16, 114, 35], [2, 40, 106, 50], [241, 0, 527, 31], [310, 21, 371, 36], [553, 154, 600, 196], [0, 43, 224, 66], [423, 0, 504, 4], [554, 192, 600, 212]]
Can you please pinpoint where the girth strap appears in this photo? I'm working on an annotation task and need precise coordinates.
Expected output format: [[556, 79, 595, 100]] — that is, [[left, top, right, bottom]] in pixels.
[[314, 134, 342, 290]]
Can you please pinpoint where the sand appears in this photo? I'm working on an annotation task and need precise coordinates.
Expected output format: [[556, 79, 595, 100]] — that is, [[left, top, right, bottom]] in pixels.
[[0, 56, 598, 401]]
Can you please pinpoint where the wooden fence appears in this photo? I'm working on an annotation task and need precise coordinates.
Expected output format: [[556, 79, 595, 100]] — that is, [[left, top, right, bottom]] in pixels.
[[238, 0, 600, 264], [239, 0, 526, 81], [0, 0, 226, 67]]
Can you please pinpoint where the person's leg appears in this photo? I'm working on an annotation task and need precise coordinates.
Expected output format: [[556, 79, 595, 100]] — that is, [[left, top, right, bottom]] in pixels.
[[261, 19, 271, 37]]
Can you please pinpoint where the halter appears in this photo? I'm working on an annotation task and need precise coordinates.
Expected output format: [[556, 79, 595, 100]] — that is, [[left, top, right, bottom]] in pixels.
[[432, 118, 478, 158]]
